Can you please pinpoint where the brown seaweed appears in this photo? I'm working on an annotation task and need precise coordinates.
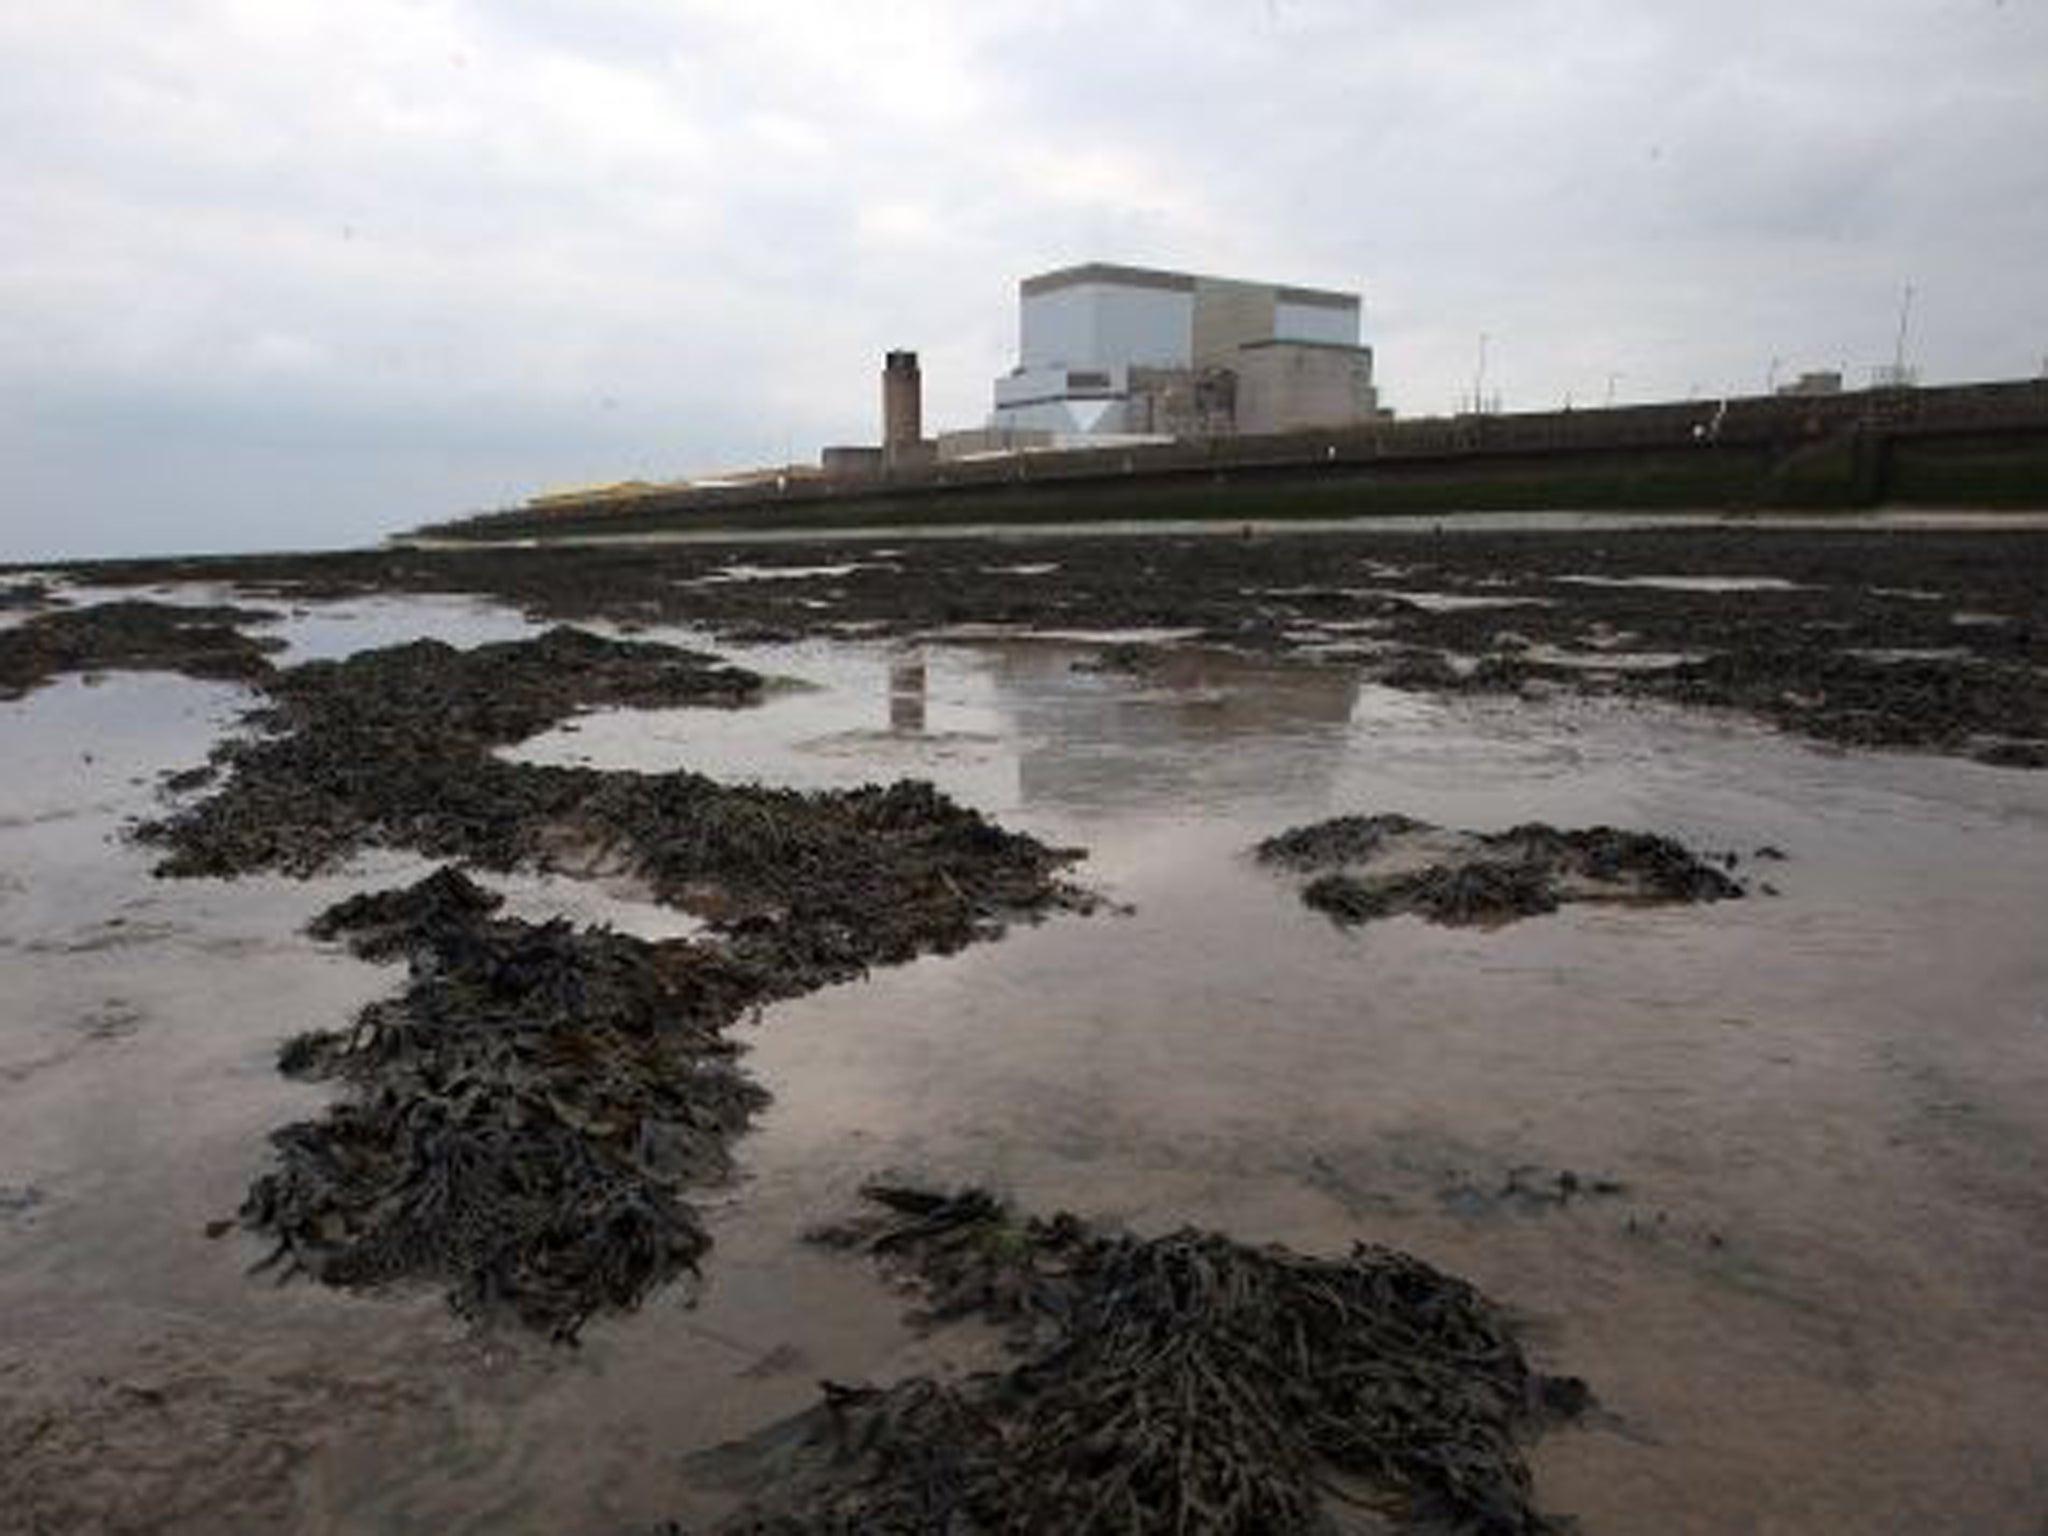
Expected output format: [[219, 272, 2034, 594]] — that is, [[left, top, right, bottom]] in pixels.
[[67, 524, 2047, 766], [173, 628, 1090, 1338], [0, 598, 283, 699], [137, 628, 1085, 990], [1260, 815, 1745, 928], [249, 867, 770, 1341], [676, 1184, 1587, 1534]]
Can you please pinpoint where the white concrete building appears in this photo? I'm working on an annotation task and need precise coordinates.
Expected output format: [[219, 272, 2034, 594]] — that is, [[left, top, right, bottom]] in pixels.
[[991, 263, 1377, 437]]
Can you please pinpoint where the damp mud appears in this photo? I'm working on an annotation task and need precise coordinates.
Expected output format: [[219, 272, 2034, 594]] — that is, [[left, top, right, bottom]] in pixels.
[[1256, 814, 1746, 927], [5, 527, 2048, 1535]]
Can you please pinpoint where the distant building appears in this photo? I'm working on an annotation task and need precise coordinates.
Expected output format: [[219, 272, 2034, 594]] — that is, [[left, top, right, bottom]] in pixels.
[[822, 347, 936, 479], [1776, 370, 1845, 398], [934, 424, 1057, 461], [820, 444, 885, 480], [525, 480, 662, 509], [882, 350, 928, 467], [990, 263, 1379, 439]]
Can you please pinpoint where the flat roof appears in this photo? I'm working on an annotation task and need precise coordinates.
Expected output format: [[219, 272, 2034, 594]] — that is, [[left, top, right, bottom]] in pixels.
[[1238, 337, 1371, 354], [1021, 261, 1358, 311]]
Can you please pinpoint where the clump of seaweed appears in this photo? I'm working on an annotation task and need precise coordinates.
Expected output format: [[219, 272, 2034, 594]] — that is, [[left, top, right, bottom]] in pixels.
[[0, 598, 283, 699], [1261, 814, 1745, 928], [0, 577, 64, 612], [681, 1185, 1586, 1534], [51, 524, 2048, 768], [171, 629, 1091, 1337], [250, 866, 770, 1341], [303, 863, 505, 959], [1648, 643, 2048, 765], [1485, 823, 1742, 903], [138, 626, 759, 876], [138, 629, 1086, 988], [1304, 859, 1561, 927], [267, 625, 764, 750], [1255, 813, 1431, 871]]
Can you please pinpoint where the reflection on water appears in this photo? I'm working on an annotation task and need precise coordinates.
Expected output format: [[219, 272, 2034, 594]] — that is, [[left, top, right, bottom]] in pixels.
[[6, 599, 2048, 1535], [510, 635, 1369, 827], [887, 649, 927, 735], [990, 645, 1364, 817], [52, 582, 541, 664]]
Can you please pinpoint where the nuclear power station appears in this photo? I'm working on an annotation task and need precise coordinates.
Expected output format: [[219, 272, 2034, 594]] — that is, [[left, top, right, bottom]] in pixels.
[[821, 261, 1384, 478], [988, 262, 1380, 440], [500, 250, 2048, 527]]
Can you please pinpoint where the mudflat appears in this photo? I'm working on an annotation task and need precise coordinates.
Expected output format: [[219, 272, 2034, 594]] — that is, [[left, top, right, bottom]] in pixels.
[[58, 521, 2048, 763], [3, 520, 2045, 1533]]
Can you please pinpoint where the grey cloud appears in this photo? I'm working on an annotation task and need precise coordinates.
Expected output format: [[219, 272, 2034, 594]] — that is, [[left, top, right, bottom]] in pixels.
[[2, 0, 2044, 557]]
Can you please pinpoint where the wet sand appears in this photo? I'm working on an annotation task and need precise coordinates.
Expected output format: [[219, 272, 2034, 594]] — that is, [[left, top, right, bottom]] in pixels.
[[4, 553, 2048, 1532]]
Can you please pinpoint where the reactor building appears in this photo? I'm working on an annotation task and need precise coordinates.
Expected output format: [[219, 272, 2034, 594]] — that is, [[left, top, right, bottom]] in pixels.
[[822, 262, 1385, 479], [986, 262, 1380, 442]]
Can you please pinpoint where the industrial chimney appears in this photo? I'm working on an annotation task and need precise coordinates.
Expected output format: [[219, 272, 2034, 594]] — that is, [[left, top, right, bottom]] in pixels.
[[882, 350, 922, 467]]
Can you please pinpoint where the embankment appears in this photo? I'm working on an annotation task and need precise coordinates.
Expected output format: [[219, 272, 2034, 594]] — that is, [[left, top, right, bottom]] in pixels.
[[414, 378, 2048, 543]]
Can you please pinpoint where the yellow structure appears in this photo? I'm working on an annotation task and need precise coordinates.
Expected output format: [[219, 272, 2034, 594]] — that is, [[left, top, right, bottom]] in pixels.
[[525, 480, 664, 510]]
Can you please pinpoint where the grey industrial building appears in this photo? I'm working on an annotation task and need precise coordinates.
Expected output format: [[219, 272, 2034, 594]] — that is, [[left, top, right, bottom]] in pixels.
[[984, 262, 1381, 443], [823, 261, 1385, 479]]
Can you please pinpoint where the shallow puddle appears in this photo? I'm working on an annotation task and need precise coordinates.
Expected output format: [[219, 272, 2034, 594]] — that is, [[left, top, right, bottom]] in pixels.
[[1366, 587, 1556, 611], [5, 593, 2048, 1533], [1553, 574, 1808, 593]]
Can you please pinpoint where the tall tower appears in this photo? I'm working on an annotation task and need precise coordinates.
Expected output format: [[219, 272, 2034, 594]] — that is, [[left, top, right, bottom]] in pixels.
[[882, 350, 922, 466]]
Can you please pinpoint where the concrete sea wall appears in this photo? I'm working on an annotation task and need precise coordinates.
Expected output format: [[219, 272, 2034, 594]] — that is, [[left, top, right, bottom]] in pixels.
[[418, 379, 2048, 542]]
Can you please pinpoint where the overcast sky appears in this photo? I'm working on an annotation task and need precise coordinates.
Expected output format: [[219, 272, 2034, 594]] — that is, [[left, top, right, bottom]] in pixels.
[[4, 0, 2045, 559]]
